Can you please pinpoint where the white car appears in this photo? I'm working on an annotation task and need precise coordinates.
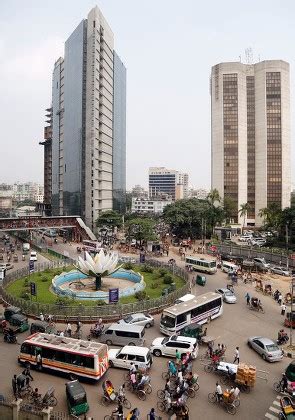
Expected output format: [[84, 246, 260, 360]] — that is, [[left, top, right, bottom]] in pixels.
[[29, 252, 38, 262], [215, 288, 237, 304], [239, 235, 252, 242], [270, 266, 290, 276], [117, 313, 154, 328], [108, 346, 153, 370], [150, 335, 197, 358]]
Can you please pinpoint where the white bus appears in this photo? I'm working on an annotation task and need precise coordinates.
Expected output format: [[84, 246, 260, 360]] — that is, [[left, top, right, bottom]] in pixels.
[[185, 256, 217, 274], [160, 292, 223, 335], [18, 333, 108, 382]]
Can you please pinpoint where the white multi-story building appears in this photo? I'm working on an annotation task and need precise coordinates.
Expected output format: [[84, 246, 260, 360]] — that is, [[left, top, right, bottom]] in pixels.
[[149, 167, 189, 200], [131, 197, 173, 214], [189, 188, 208, 200], [211, 60, 290, 226], [49, 6, 126, 230]]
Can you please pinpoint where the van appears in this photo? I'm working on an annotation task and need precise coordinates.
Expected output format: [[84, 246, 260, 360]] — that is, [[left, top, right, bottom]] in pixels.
[[100, 323, 145, 346], [22, 243, 30, 255], [221, 261, 239, 273], [108, 346, 153, 370], [175, 294, 195, 304]]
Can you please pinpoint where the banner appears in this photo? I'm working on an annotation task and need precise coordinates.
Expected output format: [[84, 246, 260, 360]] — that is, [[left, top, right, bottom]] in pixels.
[[109, 288, 119, 303]]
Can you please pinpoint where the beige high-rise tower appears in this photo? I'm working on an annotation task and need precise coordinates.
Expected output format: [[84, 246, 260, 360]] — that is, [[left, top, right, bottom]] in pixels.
[[211, 60, 290, 226]]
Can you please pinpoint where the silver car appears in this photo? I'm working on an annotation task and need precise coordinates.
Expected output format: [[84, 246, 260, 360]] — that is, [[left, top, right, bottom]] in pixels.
[[117, 313, 154, 328], [270, 266, 290, 276], [215, 288, 237, 304], [248, 336, 283, 362]]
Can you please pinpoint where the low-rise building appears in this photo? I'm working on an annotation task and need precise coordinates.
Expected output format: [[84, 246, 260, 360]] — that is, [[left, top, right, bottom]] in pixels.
[[131, 197, 173, 214]]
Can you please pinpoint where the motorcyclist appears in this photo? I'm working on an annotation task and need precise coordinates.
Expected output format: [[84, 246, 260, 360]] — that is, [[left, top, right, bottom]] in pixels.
[[281, 373, 288, 392]]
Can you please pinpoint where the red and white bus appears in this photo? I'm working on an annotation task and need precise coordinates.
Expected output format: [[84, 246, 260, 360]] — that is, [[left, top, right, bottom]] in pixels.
[[18, 333, 108, 381]]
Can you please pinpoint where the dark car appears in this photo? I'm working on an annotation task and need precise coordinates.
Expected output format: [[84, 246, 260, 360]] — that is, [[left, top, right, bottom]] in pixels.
[[30, 320, 55, 335], [4, 306, 22, 322]]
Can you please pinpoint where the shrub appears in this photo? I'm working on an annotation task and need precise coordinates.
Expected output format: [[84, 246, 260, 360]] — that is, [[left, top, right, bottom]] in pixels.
[[41, 276, 48, 282], [96, 300, 107, 306], [163, 274, 173, 284], [135, 291, 147, 301], [37, 272, 42, 277], [141, 264, 153, 273], [123, 262, 134, 270], [23, 278, 29, 287], [20, 291, 30, 300], [150, 281, 159, 289], [55, 296, 70, 306], [159, 268, 168, 277], [151, 271, 161, 280]]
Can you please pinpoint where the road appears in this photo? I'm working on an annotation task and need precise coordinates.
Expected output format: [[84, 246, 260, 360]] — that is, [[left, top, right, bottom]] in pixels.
[[0, 258, 292, 420]]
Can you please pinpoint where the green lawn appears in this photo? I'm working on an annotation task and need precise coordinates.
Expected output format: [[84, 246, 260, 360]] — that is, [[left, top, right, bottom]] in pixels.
[[6, 264, 185, 306]]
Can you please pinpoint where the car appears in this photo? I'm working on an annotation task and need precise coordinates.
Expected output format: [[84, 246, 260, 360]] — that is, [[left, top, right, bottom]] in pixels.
[[253, 257, 270, 270], [150, 335, 197, 358], [0, 263, 14, 271], [117, 313, 154, 328], [270, 266, 290, 276], [215, 288, 237, 304], [108, 346, 153, 370], [29, 252, 38, 262], [247, 336, 283, 362]]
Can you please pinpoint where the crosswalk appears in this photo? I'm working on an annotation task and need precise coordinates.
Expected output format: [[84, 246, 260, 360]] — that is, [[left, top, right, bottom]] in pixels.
[[265, 395, 282, 419]]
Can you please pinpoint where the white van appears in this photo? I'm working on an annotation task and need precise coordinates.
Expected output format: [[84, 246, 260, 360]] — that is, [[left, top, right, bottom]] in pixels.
[[175, 294, 195, 304], [100, 323, 145, 346], [108, 346, 153, 370], [221, 261, 239, 273]]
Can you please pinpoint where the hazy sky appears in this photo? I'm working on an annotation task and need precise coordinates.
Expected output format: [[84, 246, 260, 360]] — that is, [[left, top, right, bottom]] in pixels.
[[0, 0, 294, 190]]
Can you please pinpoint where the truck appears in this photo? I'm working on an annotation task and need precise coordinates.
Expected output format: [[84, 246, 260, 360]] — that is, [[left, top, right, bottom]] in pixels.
[[22, 243, 30, 255]]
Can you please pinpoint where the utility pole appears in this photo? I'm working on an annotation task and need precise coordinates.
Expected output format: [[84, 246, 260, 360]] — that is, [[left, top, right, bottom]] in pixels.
[[290, 277, 295, 348], [286, 224, 289, 270]]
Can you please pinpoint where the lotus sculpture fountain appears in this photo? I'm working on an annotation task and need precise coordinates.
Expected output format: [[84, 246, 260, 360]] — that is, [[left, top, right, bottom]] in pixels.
[[76, 250, 120, 291]]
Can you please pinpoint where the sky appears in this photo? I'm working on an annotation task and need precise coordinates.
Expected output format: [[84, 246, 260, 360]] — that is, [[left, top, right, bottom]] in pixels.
[[0, 0, 294, 190]]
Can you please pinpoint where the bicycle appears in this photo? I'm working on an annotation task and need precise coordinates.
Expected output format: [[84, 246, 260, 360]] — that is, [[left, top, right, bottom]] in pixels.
[[208, 391, 237, 415]]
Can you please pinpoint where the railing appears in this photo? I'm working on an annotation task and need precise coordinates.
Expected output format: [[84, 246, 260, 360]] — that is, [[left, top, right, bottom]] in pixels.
[[0, 260, 190, 322]]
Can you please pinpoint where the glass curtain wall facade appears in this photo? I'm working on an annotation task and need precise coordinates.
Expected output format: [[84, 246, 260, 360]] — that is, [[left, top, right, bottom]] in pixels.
[[246, 76, 255, 219], [149, 174, 177, 199], [223, 74, 238, 221], [113, 51, 126, 213], [266, 72, 282, 206]]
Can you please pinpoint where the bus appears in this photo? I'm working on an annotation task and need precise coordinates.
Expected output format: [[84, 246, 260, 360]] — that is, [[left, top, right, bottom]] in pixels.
[[160, 292, 223, 335], [18, 333, 108, 382], [185, 256, 217, 274], [82, 240, 102, 253]]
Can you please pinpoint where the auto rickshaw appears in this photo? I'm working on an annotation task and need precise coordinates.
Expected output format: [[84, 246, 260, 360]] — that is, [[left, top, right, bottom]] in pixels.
[[9, 314, 29, 332], [4, 306, 22, 322], [30, 320, 56, 335], [179, 322, 204, 341], [196, 274, 207, 286], [264, 284, 272, 296], [279, 396, 295, 419], [66, 380, 89, 417], [284, 312, 295, 329], [255, 279, 263, 293]]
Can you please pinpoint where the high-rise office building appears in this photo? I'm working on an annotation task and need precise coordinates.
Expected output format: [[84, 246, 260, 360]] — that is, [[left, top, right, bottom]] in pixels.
[[41, 6, 126, 229], [149, 167, 189, 200], [211, 60, 290, 226]]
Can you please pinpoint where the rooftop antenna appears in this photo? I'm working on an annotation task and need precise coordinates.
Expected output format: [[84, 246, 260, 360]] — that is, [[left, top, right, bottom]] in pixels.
[[245, 47, 253, 64], [239, 55, 241, 62]]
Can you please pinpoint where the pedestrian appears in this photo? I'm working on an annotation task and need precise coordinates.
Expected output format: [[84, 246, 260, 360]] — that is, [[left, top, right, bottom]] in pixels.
[[281, 303, 286, 316], [22, 365, 33, 382], [66, 322, 72, 337], [175, 349, 181, 366], [39, 313, 44, 322], [245, 292, 250, 306], [36, 353, 42, 370], [216, 381, 223, 402], [278, 294, 283, 305], [233, 347, 240, 364], [12, 375, 18, 400], [149, 407, 156, 420]]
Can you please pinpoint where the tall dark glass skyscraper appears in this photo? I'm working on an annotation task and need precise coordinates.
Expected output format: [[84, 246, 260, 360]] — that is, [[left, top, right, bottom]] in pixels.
[[44, 6, 126, 230]]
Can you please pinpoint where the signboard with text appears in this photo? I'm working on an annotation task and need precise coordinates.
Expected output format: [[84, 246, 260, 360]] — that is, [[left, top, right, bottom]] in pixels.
[[109, 288, 119, 303], [30, 282, 37, 296], [29, 260, 35, 274]]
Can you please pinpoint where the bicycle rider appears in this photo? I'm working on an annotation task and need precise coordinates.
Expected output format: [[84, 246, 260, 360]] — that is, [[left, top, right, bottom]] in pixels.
[[112, 401, 124, 419]]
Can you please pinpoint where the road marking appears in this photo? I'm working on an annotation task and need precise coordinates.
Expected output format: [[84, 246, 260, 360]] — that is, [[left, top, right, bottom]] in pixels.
[[273, 400, 281, 407], [265, 413, 278, 420], [269, 406, 281, 414]]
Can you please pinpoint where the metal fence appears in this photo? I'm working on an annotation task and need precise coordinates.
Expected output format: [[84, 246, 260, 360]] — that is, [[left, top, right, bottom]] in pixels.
[[0, 259, 190, 321], [212, 243, 295, 268]]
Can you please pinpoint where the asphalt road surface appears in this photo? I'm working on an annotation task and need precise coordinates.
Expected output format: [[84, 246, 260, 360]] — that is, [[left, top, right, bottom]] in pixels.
[[0, 263, 292, 420]]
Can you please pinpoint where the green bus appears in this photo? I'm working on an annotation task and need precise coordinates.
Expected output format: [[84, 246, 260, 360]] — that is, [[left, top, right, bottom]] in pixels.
[[185, 256, 217, 274]]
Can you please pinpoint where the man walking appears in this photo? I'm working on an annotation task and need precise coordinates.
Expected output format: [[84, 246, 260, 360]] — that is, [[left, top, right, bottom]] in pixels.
[[245, 292, 250, 306], [281, 303, 286, 316], [66, 322, 72, 337], [12, 375, 18, 400], [36, 353, 42, 370], [278, 294, 283, 305], [233, 347, 240, 364]]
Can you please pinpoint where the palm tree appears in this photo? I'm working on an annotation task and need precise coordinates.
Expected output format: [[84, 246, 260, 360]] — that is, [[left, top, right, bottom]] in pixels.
[[238, 203, 251, 232], [207, 189, 221, 207]]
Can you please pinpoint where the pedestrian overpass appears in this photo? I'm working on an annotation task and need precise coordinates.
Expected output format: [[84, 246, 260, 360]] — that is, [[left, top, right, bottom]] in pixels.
[[0, 216, 96, 241]]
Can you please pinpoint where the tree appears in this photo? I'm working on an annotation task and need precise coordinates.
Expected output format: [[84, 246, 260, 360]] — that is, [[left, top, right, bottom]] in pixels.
[[223, 196, 236, 224], [207, 189, 221, 207], [125, 217, 157, 245], [258, 202, 282, 231], [238, 203, 251, 231], [96, 210, 122, 229]]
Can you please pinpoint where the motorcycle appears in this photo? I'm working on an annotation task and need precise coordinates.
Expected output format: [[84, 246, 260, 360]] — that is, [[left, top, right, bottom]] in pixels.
[[4, 332, 17, 344], [87, 324, 105, 340], [277, 335, 289, 345]]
